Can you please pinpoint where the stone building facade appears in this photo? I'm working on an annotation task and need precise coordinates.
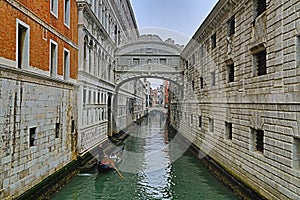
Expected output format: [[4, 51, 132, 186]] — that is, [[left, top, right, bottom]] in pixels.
[[0, 0, 78, 199], [76, 0, 145, 155], [170, 0, 300, 199]]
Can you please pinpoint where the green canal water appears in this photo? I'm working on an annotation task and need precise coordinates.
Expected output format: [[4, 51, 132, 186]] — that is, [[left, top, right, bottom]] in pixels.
[[52, 111, 239, 200]]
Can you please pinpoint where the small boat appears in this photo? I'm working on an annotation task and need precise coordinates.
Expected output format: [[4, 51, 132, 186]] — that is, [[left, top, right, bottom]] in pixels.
[[97, 148, 123, 173]]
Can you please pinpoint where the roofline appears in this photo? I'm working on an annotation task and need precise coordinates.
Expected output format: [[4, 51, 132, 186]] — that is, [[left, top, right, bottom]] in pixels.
[[126, 0, 139, 36], [183, 0, 228, 54]]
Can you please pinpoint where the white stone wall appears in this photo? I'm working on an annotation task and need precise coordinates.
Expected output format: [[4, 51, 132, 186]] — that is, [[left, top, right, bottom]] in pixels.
[[172, 0, 300, 199], [77, 0, 140, 154], [115, 80, 147, 132], [0, 68, 76, 199]]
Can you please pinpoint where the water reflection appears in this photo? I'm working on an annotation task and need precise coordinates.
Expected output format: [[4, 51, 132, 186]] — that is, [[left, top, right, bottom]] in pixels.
[[52, 111, 238, 200], [136, 112, 172, 199]]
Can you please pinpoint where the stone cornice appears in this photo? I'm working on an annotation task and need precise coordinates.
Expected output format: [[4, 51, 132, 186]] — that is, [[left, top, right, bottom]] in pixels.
[[0, 64, 78, 89], [183, 0, 242, 54], [116, 40, 182, 55], [125, 0, 139, 33], [6, 0, 78, 49], [78, 70, 116, 88], [80, 2, 116, 48], [107, 0, 139, 40]]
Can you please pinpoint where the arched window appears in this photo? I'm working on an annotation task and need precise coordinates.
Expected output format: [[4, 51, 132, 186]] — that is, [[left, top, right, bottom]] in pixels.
[[94, 44, 97, 75], [89, 40, 93, 73], [83, 36, 88, 71], [98, 48, 101, 77]]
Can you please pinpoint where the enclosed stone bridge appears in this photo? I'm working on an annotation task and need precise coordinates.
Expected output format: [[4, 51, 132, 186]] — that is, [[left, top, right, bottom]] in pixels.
[[114, 34, 184, 89]]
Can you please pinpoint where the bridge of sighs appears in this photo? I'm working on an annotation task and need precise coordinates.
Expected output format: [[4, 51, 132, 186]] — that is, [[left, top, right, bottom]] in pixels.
[[114, 34, 184, 88]]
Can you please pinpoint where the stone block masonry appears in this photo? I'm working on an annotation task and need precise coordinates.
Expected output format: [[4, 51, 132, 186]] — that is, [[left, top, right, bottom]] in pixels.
[[0, 68, 77, 199], [170, 0, 300, 199]]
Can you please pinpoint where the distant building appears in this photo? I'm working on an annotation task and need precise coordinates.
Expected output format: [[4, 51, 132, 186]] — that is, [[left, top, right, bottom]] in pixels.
[[144, 79, 151, 108], [163, 81, 169, 107]]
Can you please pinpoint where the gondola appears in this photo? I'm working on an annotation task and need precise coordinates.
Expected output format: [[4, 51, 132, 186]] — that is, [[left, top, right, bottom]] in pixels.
[[97, 147, 123, 173]]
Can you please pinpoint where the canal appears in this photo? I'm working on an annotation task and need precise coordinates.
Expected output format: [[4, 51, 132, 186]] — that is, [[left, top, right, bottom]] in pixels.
[[52, 111, 239, 200]]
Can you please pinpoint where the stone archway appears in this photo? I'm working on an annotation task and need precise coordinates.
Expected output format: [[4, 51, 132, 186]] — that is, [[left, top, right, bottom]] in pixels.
[[112, 34, 184, 134]]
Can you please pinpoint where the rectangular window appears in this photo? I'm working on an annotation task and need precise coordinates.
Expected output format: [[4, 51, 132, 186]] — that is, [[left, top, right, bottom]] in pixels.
[[225, 122, 233, 140], [64, 0, 70, 27], [114, 25, 118, 44], [211, 33, 216, 49], [227, 15, 235, 36], [133, 58, 140, 66], [191, 114, 193, 124], [185, 60, 189, 69], [227, 63, 234, 83], [294, 138, 300, 170], [71, 119, 75, 133], [55, 123, 60, 138], [198, 116, 202, 128], [93, 91, 96, 104], [16, 20, 30, 69], [50, 40, 58, 77], [254, 0, 266, 18], [63, 48, 70, 80], [98, 91, 101, 104], [88, 90, 92, 104], [251, 128, 264, 153], [29, 127, 36, 147], [253, 49, 267, 76], [83, 88, 86, 104], [160, 58, 167, 65], [211, 71, 216, 86], [192, 80, 195, 90], [50, 0, 58, 17], [209, 118, 214, 132], [200, 77, 204, 89]]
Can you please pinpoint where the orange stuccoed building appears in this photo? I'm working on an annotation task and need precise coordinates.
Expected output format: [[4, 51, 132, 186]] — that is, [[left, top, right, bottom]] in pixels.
[[0, 0, 78, 199]]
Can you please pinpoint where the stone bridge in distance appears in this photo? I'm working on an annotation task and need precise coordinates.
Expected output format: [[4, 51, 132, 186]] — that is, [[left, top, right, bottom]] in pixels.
[[114, 34, 184, 90]]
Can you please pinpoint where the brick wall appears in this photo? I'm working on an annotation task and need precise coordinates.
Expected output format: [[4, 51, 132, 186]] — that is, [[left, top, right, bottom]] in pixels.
[[0, 0, 78, 79]]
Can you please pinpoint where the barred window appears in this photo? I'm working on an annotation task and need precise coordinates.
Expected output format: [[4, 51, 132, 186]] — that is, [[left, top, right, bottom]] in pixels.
[[227, 63, 234, 82], [211, 33, 216, 49], [251, 128, 264, 153], [198, 116, 202, 128], [227, 15, 235, 36], [55, 123, 60, 138], [225, 122, 233, 140], [211, 71, 216, 86], [254, 0, 266, 17], [209, 118, 214, 132], [200, 77, 204, 89], [253, 49, 267, 76], [29, 127, 37, 147]]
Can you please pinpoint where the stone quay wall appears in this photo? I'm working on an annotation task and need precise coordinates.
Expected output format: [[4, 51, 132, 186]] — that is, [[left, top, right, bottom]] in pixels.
[[0, 66, 78, 199]]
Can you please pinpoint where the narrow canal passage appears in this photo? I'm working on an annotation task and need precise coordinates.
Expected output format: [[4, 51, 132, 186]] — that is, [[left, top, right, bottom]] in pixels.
[[52, 111, 238, 200]]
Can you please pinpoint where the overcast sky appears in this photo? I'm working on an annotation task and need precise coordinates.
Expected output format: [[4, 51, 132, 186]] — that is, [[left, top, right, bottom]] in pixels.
[[130, 0, 218, 45], [130, 0, 218, 88]]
